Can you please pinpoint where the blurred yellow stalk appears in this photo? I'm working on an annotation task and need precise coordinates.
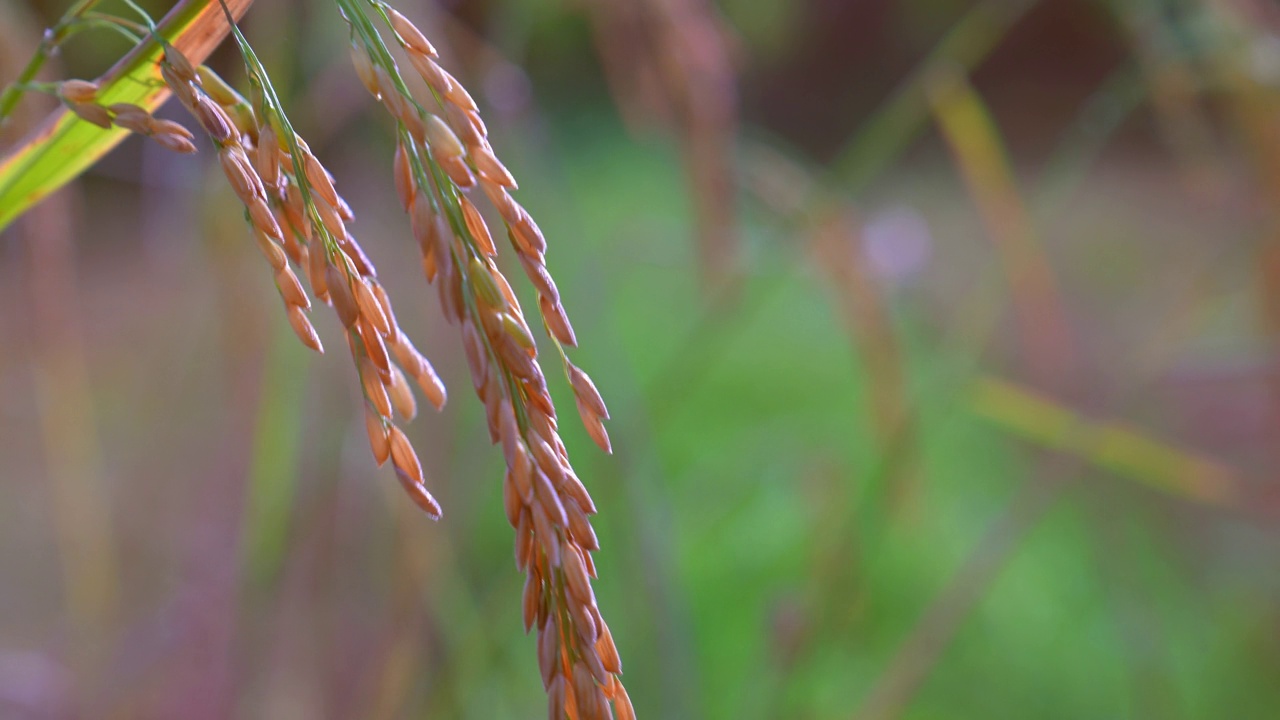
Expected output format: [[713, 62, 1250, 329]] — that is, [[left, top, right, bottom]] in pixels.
[[927, 67, 1075, 387], [971, 375, 1238, 505]]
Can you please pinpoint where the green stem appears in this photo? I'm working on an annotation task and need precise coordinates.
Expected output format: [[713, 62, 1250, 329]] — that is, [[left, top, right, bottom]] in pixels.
[[81, 12, 148, 40], [0, 0, 107, 126], [71, 16, 145, 45]]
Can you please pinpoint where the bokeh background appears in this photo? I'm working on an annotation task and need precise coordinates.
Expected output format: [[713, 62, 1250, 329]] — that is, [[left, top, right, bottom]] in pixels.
[[3, 0, 1280, 717]]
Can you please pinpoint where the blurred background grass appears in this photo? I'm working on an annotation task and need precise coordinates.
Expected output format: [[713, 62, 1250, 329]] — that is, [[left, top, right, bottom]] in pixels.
[[3, 0, 1280, 718]]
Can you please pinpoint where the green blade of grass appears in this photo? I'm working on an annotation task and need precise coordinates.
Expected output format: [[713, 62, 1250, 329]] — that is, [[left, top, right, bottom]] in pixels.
[[0, 0, 255, 233]]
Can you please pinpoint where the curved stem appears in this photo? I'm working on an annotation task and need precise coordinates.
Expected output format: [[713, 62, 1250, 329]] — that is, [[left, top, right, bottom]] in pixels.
[[0, 0, 106, 126]]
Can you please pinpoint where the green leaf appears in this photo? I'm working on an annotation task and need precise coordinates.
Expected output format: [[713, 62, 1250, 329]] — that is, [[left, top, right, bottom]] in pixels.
[[0, 0, 255, 233]]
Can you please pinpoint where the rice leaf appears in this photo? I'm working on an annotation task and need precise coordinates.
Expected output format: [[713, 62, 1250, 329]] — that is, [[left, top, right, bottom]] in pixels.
[[0, 0, 255, 232]]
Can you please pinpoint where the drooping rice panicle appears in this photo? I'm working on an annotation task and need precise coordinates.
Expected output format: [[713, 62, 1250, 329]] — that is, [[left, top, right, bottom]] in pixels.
[[48, 77, 198, 153], [21, 6, 630, 715], [342, 3, 628, 717], [159, 39, 449, 519]]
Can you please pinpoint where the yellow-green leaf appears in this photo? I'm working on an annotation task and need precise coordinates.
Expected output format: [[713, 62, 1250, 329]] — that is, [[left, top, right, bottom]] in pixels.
[[0, 0, 255, 233]]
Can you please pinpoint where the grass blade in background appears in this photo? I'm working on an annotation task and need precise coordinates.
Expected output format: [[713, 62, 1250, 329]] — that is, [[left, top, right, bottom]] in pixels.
[[927, 67, 1075, 387], [833, 0, 1038, 194], [0, 0, 254, 232], [970, 376, 1239, 505]]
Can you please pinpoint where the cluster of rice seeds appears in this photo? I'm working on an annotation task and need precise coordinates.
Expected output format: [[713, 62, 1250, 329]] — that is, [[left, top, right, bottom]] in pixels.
[[55, 79, 197, 153], [158, 45, 449, 517], [350, 7, 629, 719]]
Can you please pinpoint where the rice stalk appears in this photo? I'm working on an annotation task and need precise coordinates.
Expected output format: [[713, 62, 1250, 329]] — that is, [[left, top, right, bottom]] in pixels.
[[2, 2, 632, 714], [152, 21, 450, 520], [342, 2, 630, 716]]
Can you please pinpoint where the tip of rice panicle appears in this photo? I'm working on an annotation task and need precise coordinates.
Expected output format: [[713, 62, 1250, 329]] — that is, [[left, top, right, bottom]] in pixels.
[[396, 468, 443, 519]]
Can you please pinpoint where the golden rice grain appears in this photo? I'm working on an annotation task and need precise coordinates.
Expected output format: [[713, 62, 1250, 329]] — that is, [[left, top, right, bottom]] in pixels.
[[359, 356, 392, 419], [512, 446, 534, 501], [286, 305, 323, 353], [384, 6, 437, 58], [522, 571, 541, 633], [218, 146, 262, 204], [504, 471, 525, 527], [193, 95, 235, 143], [512, 210, 548, 256], [614, 683, 635, 720], [529, 435, 560, 479], [337, 231, 376, 274], [515, 509, 534, 571], [423, 114, 463, 159], [562, 545, 592, 606], [481, 182, 520, 223], [387, 424, 423, 483], [395, 466, 442, 519], [537, 615, 558, 687], [501, 313, 535, 350], [394, 141, 415, 211], [58, 79, 98, 104], [312, 193, 347, 241], [540, 295, 578, 347], [160, 64, 197, 107], [461, 320, 488, 389], [443, 78, 478, 115], [388, 364, 417, 420], [369, 280, 400, 339], [254, 230, 288, 271], [596, 621, 621, 675], [255, 123, 281, 188], [468, 258, 504, 308], [350, 41, 381, 98], [374, 65, 417, 128], [530, 501, 559, 568], [364, 406, 391, 466], [575, 398, 613, 454], [567, 363, 609, 420], [353, 277, 391, 336], [532, 470, 567, 527], [472, 143, 517, 189], [301, 149, 339, 208], [572, 663, 602, 719], [561, 472, 596, 515], [459, 195, 495, 255], [357, 317, 392, 379], [153, 118, 195, 141], [407, 52, 454, 98], [307, 240, 330, 299], [67, 101, 112, 129], [275, 267, 310, 309], [150, 130, 198, 154], [247, 198, 282, 240], [445, 103, 484, 148], [163, 44, 197, 83], [565, 499, 598, 551], [326, 264, 360, 328], [568, 597, 597, 646], [493, 334, 538, 380], [105, 102, 151, 132], [518, 254, 560, 304]]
